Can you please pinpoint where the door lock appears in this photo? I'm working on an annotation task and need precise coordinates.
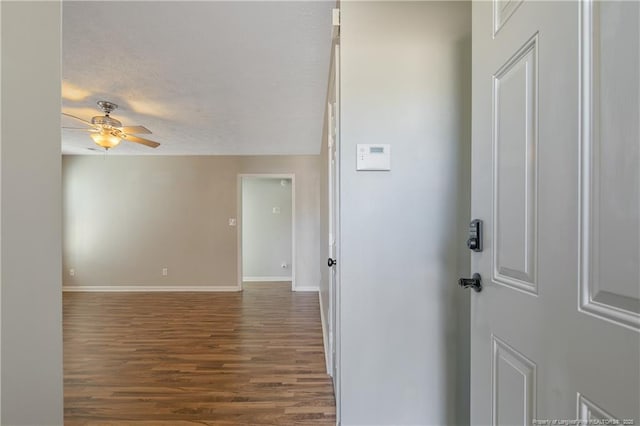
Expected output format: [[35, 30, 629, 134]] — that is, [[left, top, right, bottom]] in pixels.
[[459, 273, 482, 292], [467, 219, 483, 252]]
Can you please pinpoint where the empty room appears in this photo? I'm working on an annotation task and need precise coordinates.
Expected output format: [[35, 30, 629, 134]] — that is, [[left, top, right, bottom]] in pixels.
[[1, 1, 639, 426]]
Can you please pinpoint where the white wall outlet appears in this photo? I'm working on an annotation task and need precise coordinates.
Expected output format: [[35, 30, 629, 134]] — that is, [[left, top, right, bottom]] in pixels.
[[228, 218, 237, 226], [272, 207, 281, 214], [69, 268, 75, 276], [162, 268, 168, 276]]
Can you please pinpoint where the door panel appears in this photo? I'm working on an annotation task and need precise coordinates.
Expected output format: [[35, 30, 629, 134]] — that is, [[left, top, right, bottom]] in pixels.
[[577, 393, 617, 423], [471, 1, 639, 425], [579, 0, 640, 331], [494, 0, 524, 36], [493, 34, 538, 294], [492, 335, 536, 426]]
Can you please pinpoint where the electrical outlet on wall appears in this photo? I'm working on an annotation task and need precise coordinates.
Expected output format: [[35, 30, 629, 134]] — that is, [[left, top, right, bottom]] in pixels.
[[162, 268, 168, 276], [69, 268, 75, 276], [228, 218, 237, 226]]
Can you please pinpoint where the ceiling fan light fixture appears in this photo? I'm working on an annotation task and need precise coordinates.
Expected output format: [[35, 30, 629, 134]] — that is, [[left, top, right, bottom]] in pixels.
[[62, 100, 160, 149], [90, 130, 121, 150], [91, 115, 122, 128]]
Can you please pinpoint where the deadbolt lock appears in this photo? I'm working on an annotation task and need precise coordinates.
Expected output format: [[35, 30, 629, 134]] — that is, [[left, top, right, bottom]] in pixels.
[[467, 219, 483, 252]]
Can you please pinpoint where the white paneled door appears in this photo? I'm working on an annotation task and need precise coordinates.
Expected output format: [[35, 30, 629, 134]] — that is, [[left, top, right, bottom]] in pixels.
[[471, 1, 639, 425]]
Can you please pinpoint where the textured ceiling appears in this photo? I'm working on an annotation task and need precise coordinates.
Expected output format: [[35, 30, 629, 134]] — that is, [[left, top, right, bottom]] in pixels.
[[62, 1, 334, 155]]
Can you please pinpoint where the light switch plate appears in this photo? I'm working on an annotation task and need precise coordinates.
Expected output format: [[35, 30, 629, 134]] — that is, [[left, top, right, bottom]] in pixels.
[[356, 144, 391, 171]]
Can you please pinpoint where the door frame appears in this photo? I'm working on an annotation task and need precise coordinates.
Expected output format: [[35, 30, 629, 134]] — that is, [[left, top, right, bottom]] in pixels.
[[237, 173, 296, 291], [327, 39, 341, 421], [327, 100, 336, 377]]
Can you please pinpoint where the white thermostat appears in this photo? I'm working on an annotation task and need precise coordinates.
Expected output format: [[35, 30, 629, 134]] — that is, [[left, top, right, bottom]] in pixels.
[[356, 144, 391, 171]]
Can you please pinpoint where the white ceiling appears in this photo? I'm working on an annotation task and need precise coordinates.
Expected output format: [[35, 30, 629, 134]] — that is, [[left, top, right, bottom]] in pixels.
[[62, 1, 334, 155]]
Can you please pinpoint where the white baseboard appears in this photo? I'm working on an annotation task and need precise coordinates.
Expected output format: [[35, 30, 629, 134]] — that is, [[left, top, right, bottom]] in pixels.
[[243, 276, 292, 282], [293, 286, 319, 292], [62, 285, 241, 292], [319, 292, 331, 376]]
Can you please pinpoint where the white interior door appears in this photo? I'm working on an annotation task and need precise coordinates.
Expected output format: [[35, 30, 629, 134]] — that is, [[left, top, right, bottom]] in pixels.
[[471, 1, 640, 425], [327, 41, 341, 418]]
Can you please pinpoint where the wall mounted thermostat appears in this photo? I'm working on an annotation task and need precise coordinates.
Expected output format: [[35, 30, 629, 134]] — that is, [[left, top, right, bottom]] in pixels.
[[356, 144, 391, 171]]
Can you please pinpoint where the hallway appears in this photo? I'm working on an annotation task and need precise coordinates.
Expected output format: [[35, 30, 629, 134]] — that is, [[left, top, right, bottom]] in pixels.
[[63, 283, 336, 425]]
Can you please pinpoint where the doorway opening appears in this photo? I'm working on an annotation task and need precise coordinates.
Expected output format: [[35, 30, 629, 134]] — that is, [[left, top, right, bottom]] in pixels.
[[238, 174, 295, 291]]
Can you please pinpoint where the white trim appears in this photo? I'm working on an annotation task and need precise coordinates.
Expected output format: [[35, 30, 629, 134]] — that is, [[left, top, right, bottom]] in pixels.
[[62, 285, 241, 292], [236, 175, 243, 291], [319, 291, 331, 376], [243, 276, 292, 282], [293, 286, 318, 292], [332, 41, 342, 423], [237, 173, 296, 292], [0, 1, 3, 416]]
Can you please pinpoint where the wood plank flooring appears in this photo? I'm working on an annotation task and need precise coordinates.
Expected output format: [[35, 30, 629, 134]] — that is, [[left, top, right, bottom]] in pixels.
[[63, 282, 335, 425]]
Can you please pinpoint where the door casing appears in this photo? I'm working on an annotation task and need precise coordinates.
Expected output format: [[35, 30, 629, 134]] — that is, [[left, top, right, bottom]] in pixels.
[[237, 173, 296, 291]]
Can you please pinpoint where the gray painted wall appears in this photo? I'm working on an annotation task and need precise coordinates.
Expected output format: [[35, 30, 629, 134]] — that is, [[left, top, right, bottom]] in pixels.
[[63, 155, 320, 290], [242, 178, 293, 280], [1, 2, 64, 424], [63, 156, 239, 288], [338, 2, 471, 424]]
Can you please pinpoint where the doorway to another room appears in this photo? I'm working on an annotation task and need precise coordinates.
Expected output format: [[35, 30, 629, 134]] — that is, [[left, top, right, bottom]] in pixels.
[[239, 175, 295, 290]]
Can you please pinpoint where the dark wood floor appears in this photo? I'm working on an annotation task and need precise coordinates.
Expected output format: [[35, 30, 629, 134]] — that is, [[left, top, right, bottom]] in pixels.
[[64, 282, 336, 425]]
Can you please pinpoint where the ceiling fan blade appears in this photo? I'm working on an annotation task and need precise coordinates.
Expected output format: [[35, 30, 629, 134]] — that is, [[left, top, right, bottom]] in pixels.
[[62, 112, 94, 126], [62, 127, 97, 131], [122, 134, 160, 148], [120, 125, 151, 134]]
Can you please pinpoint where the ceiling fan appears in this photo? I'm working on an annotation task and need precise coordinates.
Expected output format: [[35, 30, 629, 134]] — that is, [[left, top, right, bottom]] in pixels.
[[62, 100, 160, 150]]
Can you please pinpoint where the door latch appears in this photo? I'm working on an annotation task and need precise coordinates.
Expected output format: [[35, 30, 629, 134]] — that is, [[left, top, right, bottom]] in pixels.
[[459, 273, 482, 292]]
